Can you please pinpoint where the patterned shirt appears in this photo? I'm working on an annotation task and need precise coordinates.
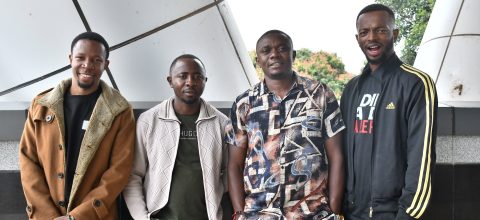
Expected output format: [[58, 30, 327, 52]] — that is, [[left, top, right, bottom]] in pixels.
[[230, 74, 345, 219]]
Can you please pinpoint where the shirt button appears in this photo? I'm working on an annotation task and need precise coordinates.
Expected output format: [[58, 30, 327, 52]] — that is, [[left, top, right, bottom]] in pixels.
[[45, 115, 55, 123], [93, 199, 101, 207], [57, 173, 64, 179], [58, 200, 66, 207]]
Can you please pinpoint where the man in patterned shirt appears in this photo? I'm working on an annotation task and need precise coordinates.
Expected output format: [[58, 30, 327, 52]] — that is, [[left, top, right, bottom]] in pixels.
[[228, 30, 345, 220]]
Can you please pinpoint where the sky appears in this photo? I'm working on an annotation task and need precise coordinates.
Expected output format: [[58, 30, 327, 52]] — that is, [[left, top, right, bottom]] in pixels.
[[227, 0, 375, 74]]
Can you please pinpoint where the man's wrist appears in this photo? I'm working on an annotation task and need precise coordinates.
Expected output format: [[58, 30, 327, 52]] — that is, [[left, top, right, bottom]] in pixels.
[[232, 210, 245, 220]]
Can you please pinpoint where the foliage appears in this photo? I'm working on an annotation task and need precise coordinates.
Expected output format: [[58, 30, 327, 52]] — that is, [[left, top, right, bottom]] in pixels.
[[250, 48, 352, 98], [375, 0, 436, 65]]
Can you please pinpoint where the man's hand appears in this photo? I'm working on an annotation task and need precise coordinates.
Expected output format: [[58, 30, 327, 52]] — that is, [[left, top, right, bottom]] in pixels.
[[325, 132, 345, 214], [228, 144, 247, 214]]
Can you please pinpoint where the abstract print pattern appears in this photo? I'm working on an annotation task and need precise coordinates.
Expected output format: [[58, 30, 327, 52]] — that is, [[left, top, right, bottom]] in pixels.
[[230, 75, 345, 219]]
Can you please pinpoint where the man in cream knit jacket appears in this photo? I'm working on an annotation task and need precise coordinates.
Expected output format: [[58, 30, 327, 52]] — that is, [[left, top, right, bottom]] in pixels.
[[123, 54, 235, 220]]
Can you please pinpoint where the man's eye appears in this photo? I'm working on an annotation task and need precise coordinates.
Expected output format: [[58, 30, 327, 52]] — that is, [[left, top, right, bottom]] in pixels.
[[377, 29, 388, 33]]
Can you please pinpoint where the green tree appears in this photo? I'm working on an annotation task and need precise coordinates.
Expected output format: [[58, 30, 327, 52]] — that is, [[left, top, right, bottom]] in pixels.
[[375, 0, 436, 65], [294, 49, 349, 97], [249, 48, 352, 98]]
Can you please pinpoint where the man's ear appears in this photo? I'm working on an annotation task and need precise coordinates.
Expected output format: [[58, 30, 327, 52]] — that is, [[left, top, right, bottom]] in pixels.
[[104, 60, 110, 69], [69, 54, 72, 64], [393, 29, 399, 42], [292, 50, 296, 61], [167, 75, 173, 88], [355, 34, 362, 47]]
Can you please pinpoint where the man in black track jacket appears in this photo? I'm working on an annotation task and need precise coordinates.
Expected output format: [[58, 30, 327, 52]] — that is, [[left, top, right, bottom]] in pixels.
[[340, 4, 438, 220]]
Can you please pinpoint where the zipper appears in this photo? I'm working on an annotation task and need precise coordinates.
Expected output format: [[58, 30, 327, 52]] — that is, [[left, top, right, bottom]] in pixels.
[[369, 81, 385, 219], [350, 82, 362, 200]]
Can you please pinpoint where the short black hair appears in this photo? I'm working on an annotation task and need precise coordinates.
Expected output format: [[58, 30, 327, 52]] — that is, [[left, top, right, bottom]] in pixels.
[[356, 3, 395, 23], [71, 32, 110, 59], [169, 54, 206, 74], [256, 29, 293, 50]]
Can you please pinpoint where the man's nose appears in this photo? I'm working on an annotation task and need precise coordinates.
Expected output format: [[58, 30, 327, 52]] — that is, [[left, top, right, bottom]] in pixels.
[[83, 59, 94, 69], [185, 76, 196, 85], [367, 30, 378, 41], [270, 48, 280, 58]]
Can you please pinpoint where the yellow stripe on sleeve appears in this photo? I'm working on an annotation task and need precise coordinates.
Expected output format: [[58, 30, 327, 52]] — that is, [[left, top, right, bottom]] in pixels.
[[401, 64, 436, 218]]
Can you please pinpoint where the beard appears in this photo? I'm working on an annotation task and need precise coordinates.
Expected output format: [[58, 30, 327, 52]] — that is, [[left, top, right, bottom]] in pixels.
[[182, 98, 198, 105], [77, 80, 95, 89]]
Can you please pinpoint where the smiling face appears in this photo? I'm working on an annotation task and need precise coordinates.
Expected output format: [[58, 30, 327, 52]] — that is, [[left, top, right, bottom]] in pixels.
[[356, 10, 398, 70], [69, 39, 109, 95], [167, 57, 207, 107], [256, 32, 296, 80]]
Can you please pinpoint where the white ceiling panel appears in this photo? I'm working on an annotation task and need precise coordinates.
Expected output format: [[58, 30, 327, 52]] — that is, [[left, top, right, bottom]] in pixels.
[[0, 0, 85, 95], [0, 1, 256, 109], [420, 0, 462, 44], [453, 0, 480, 35], [435, 36, 480, 102], [413, 38, 449, 81], [79, 0, 213, 46], [109, 7, 251, 102], [416, 0, 480, 104]]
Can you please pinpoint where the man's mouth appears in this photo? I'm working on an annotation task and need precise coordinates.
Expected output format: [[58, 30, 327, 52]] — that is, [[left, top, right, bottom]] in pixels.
[[269, 62, 282, 68], [366, 44, 382, 57], [79, 73, 94, 80], [183, 90, 196, 95]]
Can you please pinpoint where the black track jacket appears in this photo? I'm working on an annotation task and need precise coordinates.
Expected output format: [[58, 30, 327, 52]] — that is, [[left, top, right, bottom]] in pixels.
[[340, 54, 437, 219]]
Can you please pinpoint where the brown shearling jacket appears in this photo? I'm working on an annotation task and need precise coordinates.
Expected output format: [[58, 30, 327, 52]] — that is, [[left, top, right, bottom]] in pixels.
[[19, 79, 135, 220]]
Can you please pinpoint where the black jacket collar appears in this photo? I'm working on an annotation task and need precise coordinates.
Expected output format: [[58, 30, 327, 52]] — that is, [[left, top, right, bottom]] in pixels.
[[360, 53, 403, 83]]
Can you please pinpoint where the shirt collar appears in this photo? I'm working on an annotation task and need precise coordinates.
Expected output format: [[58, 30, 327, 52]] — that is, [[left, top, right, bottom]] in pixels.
[[258, 72, 304, 96]]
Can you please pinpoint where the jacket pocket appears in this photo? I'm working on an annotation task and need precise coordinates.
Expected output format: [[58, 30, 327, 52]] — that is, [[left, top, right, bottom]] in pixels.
[[373, 197, 399, 214]]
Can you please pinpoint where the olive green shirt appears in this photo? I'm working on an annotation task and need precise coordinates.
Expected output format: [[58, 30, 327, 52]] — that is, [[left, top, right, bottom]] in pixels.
[[152, 113, 208, 220]]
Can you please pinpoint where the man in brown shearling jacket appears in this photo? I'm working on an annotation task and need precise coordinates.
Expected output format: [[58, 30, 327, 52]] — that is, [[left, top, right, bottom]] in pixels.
[[18, 32, 135, 220]]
